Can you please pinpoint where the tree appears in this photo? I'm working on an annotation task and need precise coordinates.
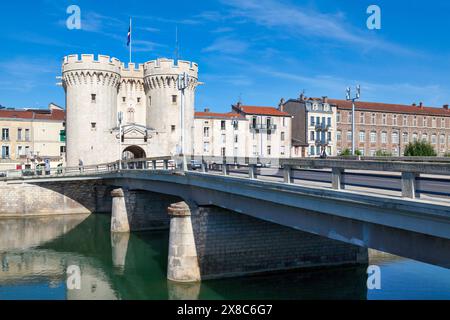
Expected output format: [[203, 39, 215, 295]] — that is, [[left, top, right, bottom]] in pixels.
[[404, 140, 437, 157]]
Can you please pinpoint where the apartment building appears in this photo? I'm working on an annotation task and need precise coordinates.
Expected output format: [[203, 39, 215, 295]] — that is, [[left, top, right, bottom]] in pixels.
[[193, 103, 292, 158], [0, 103, 66, 168], [332, 99, 450, 156], [282, 95, 337, 157]]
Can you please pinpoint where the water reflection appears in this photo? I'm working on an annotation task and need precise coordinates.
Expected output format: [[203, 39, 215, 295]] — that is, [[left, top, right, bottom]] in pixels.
[[0, 214, 449, 300]]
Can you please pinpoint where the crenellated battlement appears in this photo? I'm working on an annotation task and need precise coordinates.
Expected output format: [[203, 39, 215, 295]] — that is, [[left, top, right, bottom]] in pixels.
[[143, 58, 198, 78], [62, 54, 121, 75], [120, 62, 144, 80]]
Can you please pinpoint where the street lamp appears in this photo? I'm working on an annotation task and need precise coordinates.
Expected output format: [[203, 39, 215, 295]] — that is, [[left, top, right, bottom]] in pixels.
[[346, 85, 361, 156], [118, 111, 123, 171], [177, 72, 189, 171]]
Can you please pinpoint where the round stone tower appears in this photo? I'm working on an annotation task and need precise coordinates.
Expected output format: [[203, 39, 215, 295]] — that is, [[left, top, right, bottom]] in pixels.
[[62, 54, 121, 167], [143, 59, 199, 157]]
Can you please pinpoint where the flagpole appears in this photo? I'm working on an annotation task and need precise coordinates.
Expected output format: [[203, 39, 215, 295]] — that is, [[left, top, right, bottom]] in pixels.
[[129, 17, 132, 64]]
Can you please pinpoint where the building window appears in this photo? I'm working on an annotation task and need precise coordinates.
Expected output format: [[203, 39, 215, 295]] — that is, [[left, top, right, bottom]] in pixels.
[[234, 134, 238, 143], [281, 132, 285, 141], [413, 133, 418, 142], [59, 130, 66, 142], [232, 120, 238, 130], [149, 96, 152, 105], [310, 116, 315, 126], [392, 131, 399, 144], [422, 133, 428, 142], [282, 117, 286, 127], [371, 113, 376, 125], [17, 128, 22, 141], [253, 145, 258, 156], [17, 145, 23, 156], [403, 116, 408, 126], [137, 97, 141, 103], [127, 108, 135, 123], [171, 125, 176, 132], [393, 115, 397, 126], [336, 112, 341, 123], [403, 132, 409, 144], [1, 146, 10, 159], [91, 94, 96, 103], [347, 112, 352, 123], [91, 122, 96, 130], [221, 133, 226, 144], [203, 142, 209, 153], [431, 134, 437, 144], [267, 131, 271, 141], [60, 146, 66, 154], [280, 146, 285, 155], [381, 131, 387, 143], [440, 134, 445, 145], [370, 131, 377, 143], [310, 146, 315, 156], [1, 128, 9, 141], [122, 97, 126, 102], [172, 95, 177, 104], [413, 116, 417, 126], [310, 131, 315, 141], [221, 120, 226, 131], [441, 118, 446, 128], [382, 114, 387, 125], [359, 131, 365, 143], [25, 129, 30, 141], [423, 117, 427, 127], [359, 112, 365, 124], [432, 118, 436, 128], [267, 145, 271, 155], [203, 127, 210, 138], [327, 131, 332, 142], [337, 131, 342, 141], [327, 117, 331, 126], [347, 131, 352, 142], [221, 147, 226, 156]]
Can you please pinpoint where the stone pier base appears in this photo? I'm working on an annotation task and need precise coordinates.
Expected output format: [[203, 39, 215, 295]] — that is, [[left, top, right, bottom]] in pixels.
[[110, 188, 130, 233], [167, 202, 201, 283], [168, 204, 368, 282]]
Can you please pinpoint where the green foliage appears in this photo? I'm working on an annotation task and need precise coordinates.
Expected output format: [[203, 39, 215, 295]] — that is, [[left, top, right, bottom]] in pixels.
[[404, 140, 437, 157], [375, 150, 392, 157], [340, 148, 361, 156]]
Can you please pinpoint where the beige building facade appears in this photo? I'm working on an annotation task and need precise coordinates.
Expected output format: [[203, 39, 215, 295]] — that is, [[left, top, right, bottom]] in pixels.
[[0, 103, 65, 169], [193, 103, 292, 158]]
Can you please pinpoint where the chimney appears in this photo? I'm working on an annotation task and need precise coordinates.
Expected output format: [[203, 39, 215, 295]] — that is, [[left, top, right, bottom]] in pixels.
[[279, 98, 285, 111], [299, 93, 305, 101], [322, 96, 328, 103], [236, 101, 242, 109], [412, 103, 416, 107], [204, 108, 210, 113], [444, 104, 449, 110]]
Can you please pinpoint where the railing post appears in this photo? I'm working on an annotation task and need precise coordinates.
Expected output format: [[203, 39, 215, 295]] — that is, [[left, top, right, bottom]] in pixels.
[[283, 165, 292, 184], [152, 160, 157, 170], [402, 172, 418, 199], [248, 164, 256, 179], [332, 167, 344, 190], [163, 159, 169, 170], [222, 161, 228, 175]]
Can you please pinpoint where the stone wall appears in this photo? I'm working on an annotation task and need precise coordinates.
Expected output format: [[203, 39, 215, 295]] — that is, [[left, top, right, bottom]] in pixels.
[[191, 206, 368, 280], [0, 181, 112, 217]]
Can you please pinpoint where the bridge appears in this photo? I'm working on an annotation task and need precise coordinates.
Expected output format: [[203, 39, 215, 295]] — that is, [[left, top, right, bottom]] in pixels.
[[2, 155, 450, 281]]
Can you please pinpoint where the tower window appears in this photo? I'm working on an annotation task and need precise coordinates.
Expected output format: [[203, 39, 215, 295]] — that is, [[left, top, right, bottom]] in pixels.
[[91, 122, 96, 130], [137, 97, 141, 103], [122, 97, 126, 102], [171, 125, 176, 132], [172, 95, 177, 104], [91, 94, 96, 103]]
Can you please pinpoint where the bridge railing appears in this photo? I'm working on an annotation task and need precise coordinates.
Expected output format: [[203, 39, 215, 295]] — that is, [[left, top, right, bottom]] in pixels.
[[4, 154, 450, 200]]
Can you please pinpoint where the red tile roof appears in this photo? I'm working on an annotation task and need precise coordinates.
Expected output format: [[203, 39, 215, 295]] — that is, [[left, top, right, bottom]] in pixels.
[[195, 112, 246, 119], [0, 108, 65, 121], [329, 99, 450, 117], [234, 105, 290, 116]]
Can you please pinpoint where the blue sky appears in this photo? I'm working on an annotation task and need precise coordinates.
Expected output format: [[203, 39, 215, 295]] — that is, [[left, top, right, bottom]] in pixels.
[[1, 0, 450, 112]]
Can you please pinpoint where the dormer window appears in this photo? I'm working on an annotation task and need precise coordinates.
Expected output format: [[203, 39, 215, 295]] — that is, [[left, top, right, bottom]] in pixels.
[[91, 94, 96, 103]]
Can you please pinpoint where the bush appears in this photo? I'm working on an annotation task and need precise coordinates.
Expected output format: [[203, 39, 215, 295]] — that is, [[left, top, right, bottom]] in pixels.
[[404, 140, 437, 157], [340, 148, 361, 156], [375, 150, 392, 157]]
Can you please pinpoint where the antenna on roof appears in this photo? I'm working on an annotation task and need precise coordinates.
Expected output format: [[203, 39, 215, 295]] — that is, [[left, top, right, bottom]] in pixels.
[[174, 25, 180, 63]]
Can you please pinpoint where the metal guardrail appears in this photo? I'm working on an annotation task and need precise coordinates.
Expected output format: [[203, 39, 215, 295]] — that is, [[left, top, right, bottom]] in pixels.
[[3, 155, 450, 200]]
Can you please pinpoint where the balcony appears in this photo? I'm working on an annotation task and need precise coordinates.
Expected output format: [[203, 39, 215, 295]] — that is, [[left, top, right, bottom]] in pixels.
[[315, 123, 331, 131], [250, 123, 277, 131]]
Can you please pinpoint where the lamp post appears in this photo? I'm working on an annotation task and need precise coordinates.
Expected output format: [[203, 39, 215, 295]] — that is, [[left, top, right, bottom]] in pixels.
[[118, 111, 123, 171], [346, 85, 361, 156], [177, 72, 189, 171]]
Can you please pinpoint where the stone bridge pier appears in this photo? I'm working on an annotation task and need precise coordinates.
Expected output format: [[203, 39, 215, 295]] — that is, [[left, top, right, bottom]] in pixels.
[[166, 201, 368, 282]]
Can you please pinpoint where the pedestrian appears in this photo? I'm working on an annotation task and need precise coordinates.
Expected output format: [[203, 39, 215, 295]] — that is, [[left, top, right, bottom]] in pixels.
[[79, 159, 84, 173]]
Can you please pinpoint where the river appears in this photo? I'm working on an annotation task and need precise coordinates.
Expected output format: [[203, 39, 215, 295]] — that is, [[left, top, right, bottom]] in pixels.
[[0, 214, 449, 300]]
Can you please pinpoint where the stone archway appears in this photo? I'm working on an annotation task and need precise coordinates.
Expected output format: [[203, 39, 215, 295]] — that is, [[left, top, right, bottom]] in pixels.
[[122, 145, 146, 160]]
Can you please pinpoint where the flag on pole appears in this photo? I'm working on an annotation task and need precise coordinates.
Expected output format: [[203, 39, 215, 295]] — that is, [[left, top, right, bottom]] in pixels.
[[127, 24, 131, 46]]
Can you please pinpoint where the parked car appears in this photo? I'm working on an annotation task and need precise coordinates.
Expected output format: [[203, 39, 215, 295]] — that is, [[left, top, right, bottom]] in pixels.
[[189, 160, 202, 170], [0, 171, 6, 178]]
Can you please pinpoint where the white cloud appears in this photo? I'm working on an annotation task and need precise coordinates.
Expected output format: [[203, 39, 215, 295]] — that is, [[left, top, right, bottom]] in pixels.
[[203, 37, 249, 54]]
